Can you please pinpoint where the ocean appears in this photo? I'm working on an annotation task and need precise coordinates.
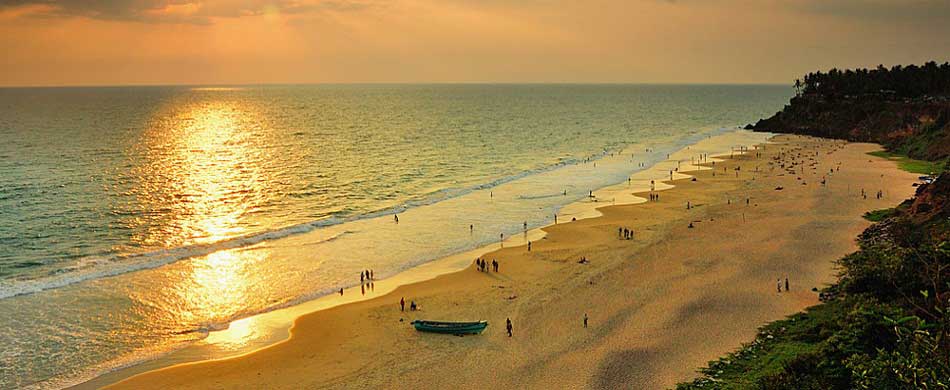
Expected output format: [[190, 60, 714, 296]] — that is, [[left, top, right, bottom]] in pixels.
[[0, 84, 790, 388]]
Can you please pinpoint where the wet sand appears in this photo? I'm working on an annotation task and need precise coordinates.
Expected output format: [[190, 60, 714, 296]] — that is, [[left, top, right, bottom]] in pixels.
[[103, 135, 918, 389]]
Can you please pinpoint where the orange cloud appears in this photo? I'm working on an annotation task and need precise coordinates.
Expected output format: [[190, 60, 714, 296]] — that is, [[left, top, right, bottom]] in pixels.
[[0, 0, 947, 86]]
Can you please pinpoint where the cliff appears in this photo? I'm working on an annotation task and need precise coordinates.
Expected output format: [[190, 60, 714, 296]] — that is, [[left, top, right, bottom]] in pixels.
[[747, 62, 950, 161], [748, 95, 950, 161]]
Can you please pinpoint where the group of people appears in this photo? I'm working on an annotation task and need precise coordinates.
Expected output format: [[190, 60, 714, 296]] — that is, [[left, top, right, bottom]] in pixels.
[[648, 192, 660, 202], [399, 297, 418, 311], [360, 269, 375, 283], [618, 227, 634, 240], [476, 258, 499, 272], [776, 277, 790, 293], [861, 189, 884, 199]]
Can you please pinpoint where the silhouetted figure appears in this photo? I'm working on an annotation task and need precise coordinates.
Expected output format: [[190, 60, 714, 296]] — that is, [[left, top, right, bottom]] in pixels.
[[506, 318, 513, 337], [583, 313, 588, 328], [785, 277, 789, 292], [410, 301, 417, 311]]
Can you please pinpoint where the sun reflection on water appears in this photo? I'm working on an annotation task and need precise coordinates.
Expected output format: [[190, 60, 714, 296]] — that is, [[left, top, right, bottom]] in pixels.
[[131, 99, 270, 247], [128, 98, 279, 350]]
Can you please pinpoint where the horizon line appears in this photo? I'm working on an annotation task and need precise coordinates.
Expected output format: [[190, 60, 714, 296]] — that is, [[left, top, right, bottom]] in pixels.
[[0, 81, 791, 89]]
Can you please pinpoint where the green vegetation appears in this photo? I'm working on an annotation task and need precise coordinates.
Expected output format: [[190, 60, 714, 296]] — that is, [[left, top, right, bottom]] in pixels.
[[798, 61, 950, 99], [867, 150, 944, 175], [678, 181, 950, 390], [862, 208, 895, 222]]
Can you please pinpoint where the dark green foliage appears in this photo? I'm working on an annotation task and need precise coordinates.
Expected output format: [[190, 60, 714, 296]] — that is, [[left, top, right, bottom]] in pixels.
[[799, 62, 950, 99]]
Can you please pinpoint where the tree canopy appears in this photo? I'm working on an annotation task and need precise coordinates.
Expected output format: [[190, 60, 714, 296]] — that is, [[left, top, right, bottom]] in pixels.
[[798, 61, 950, 99]]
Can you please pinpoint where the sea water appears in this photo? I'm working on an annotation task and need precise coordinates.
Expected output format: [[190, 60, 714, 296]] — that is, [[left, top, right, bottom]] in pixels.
[[0, 84, 789, 388]]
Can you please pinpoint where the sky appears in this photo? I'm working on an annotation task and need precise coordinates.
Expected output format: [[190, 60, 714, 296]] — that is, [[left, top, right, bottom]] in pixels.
[[1, 0, 949, 86]]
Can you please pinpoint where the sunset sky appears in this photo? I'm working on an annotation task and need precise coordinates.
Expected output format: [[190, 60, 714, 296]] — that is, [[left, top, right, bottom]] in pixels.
[[2, 0, 949, 86]]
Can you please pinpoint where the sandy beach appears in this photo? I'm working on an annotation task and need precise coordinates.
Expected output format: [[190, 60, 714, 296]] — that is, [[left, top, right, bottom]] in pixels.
[[101, 134, 918, 390]]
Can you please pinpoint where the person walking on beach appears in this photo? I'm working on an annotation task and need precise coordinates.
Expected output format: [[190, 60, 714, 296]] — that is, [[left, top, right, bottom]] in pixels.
[[506, 318, 513, 337], [785, 277, 789, 292], [400, 297, 405, 311], [527, 241, 531, 251], [777, 278, 782, 293], [583, 313, 588, 328], [394, 214, 399, 224], [361, 271, 364, 283]]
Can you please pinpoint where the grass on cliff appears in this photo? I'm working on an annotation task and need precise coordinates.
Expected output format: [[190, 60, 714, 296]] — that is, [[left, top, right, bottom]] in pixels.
[[862, 208, 895, 222], [867, 150, 943, 175]]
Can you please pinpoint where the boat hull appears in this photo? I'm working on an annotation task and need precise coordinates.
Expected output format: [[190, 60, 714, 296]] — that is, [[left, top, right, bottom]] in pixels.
[[411, 320, 488, 335]]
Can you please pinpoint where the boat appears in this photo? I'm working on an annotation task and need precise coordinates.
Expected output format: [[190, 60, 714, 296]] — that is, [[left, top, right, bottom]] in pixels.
[[410, 320, 488, 335]]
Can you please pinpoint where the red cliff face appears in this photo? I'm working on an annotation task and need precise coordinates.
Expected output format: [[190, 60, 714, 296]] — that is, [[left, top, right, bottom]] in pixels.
[[909, 173, 950, 220]]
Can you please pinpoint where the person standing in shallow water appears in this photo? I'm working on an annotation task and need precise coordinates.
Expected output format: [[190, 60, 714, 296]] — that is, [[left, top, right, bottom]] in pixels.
[[506, 318, 513, 337]]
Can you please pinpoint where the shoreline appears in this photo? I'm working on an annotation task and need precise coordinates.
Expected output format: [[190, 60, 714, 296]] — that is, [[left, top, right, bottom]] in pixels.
[[99, 133, 920, 389], [72, 129, 770, 389]]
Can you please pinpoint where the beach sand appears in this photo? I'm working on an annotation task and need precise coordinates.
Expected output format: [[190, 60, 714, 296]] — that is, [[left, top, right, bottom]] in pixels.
[[103, 135, 918, 389]]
